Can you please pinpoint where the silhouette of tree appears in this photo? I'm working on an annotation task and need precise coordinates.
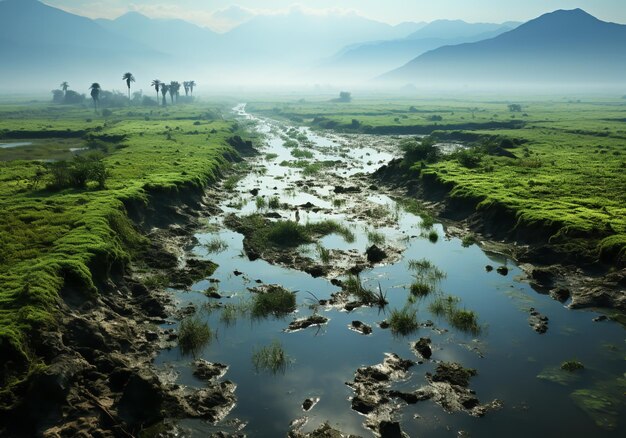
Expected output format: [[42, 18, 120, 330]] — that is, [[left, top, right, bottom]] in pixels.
[[183, 81, 190, 96], [89, 83, 101, 112], [160, 84, 170, 106], [151, 79, 162, 105], [60, 81, 69, 97], [189, 81, 196, 96], [169, 81, 181, 104], [122, 72, 135, 101]]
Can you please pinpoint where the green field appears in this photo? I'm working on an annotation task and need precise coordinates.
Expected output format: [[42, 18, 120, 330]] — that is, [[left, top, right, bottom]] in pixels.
[[0, 102, 239, 396], [248, 97, 626, 265]]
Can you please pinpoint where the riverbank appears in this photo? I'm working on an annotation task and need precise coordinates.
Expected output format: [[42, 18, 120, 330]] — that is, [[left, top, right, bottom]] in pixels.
[[0, 102, 252, 436]]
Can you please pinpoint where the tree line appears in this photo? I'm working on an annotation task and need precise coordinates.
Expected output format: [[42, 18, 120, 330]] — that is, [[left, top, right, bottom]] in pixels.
[[52, 73, 197, 112]]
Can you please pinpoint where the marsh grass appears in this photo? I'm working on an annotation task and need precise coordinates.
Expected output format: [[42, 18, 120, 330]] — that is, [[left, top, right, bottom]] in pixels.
[[223, 175, 242, 191], [255, 196, 266, 210], [345, 275, 387, 307], [178, 316, 212, 356], [252, 286, 296, 318], [367, 230, 385, 246], [220, 300, 251, 326], [389, 306, 419, 336], [204, 237, 227, 253], [410, 281, 433, 298], [291, 149, 314, 159], [461, 234, 478, 247], [265, 153, 278, 160], [316, 244, 331, 264], [252, 340, 290, 374], [429, 295, 481, 335], [332, 198, 345, 208], [268, 196, 281, 210], [428, 230, 439, 243]]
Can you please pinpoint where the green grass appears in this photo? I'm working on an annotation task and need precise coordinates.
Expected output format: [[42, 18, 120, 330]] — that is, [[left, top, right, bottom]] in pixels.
[[251, 285, 297, 318], [388, 306, 419, 336], [367, 230, 385, 245], [344, 274, 387, 307], [429, 295, 481, 335], [267, 196, 281, 210], [252, 340, 290, 374], [178, 315, 212, 356], [249, 98, 626, 265], [204, 237, 227, 254], [291, 148, 314, 159], [255, 196, 266, 210], [316, 244, 331, 264], [0, 102, 238, 396]]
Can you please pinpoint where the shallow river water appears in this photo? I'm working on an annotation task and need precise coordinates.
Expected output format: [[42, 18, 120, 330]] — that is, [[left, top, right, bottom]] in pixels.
[[154, 105, 625, 437]]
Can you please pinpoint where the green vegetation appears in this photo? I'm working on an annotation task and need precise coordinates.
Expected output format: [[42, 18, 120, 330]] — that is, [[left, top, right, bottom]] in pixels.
[[407, 259, 446, 299], [249, 98, 626, 265], [0, 101, 238, 396], [561, 360, 585, 372], [291, 148, 314, 159], [204, 237, 227, 254], [178, 315, 212, 356], [344, 275, 387, 307], [252, 285, 296, 318], [461, 234, 478, 247], [255, 196, 267, 210], [427, 230, 439, 243], [267, 196, 281, 210], [367, 230, 385, 245], [316, 244, 331, 264], [252, 340, 290, 374], [388, 306, 419, 336], [429, 295, 481, 335]]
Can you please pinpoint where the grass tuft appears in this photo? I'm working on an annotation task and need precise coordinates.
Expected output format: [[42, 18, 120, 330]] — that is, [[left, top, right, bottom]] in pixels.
[[178, 315, 212, 356]]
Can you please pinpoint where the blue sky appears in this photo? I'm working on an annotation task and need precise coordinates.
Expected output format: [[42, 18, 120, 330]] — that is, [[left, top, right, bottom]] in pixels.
[[43, 0, 626, 30]]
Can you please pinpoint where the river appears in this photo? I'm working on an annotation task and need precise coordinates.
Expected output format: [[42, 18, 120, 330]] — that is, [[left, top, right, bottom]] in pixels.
[[153, 104, 625, 437]]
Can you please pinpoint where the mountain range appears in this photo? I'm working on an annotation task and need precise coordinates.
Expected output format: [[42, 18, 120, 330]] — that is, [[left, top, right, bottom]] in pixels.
[[0, 0, 624, 91], [380, 9, 626, 86]]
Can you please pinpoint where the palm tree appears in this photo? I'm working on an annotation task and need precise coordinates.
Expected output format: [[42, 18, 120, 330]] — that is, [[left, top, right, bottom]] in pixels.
[[169, 81, 181, 104], [151, 79, 162, 104], [60, 82, 69, 97], [183, 81, 190, 97], [122, 72, 135, 101], [160, 84, 169, 106], [89, 83, 101, 112], [189, 80, 196, 96]]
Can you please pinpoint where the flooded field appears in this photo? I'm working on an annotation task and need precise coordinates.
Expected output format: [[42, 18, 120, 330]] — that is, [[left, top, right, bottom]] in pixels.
[[153, 105, 625, 437]]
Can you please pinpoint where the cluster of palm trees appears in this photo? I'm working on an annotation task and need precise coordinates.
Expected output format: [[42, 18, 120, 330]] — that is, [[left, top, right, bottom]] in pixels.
[[86, 73, 197, 111], [151, 79, 196, 106]]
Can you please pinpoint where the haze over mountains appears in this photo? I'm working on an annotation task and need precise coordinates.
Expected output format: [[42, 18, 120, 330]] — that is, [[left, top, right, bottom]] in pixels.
[[0, 0, 625, 93]]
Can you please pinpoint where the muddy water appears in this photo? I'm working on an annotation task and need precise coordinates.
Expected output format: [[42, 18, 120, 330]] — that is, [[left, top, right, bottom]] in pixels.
[[154, 105, 625, 437]]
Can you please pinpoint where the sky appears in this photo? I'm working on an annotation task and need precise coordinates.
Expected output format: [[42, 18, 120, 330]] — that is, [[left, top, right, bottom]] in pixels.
[[43, 0, 626, 31]]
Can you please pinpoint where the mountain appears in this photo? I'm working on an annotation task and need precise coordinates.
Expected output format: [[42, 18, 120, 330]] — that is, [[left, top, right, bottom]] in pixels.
[[320, 21, 517, 79], [380, 9, 626, 85], [96, 12, 219, 59], [405, 19, 519, 39], [0, 0, 162, 90], [216, 10, 422, 68]]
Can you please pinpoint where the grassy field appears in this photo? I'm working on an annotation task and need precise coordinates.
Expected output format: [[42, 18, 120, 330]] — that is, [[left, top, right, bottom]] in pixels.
[[0, 101, 239, 395], [248, 97, 626, 265]]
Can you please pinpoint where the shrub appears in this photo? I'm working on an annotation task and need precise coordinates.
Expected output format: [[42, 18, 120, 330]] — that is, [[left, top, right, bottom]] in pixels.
[[252, 286, 296, 318]]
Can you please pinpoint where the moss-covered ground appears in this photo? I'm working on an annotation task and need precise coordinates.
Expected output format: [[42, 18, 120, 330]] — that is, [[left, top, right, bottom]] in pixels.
[[248, 97, 626, 265], [0, 101, 238, 396]]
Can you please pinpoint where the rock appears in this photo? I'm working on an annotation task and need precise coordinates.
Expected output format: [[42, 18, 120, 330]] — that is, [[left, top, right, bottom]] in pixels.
[[530, 267, 555, 286], [528, 308, 549, 334], [550, 287, 570, 302], [350, 321, 372, 335], [351, 395, 377, 414], [145, 331, 159, 342], [496, 266, 509, 276], [305, 265, 327, 278], [264, 212, 282, 219], [193, 360, 228, 381], [330, 278, 343, 287], [366, 245, 387, 263], [233, 270, 243, 276], [287, 315, 329, 332], [485, 265, 493, 272], [299, 202, 316, 209], [334, 186, 361, 194], [379, 421, 404, 438], [430, 362, 477, 387], [593, 315, 608, 322], [379, 321, 390, 329], [301, 397, 319, 412], [413, 337, 432, 359]]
